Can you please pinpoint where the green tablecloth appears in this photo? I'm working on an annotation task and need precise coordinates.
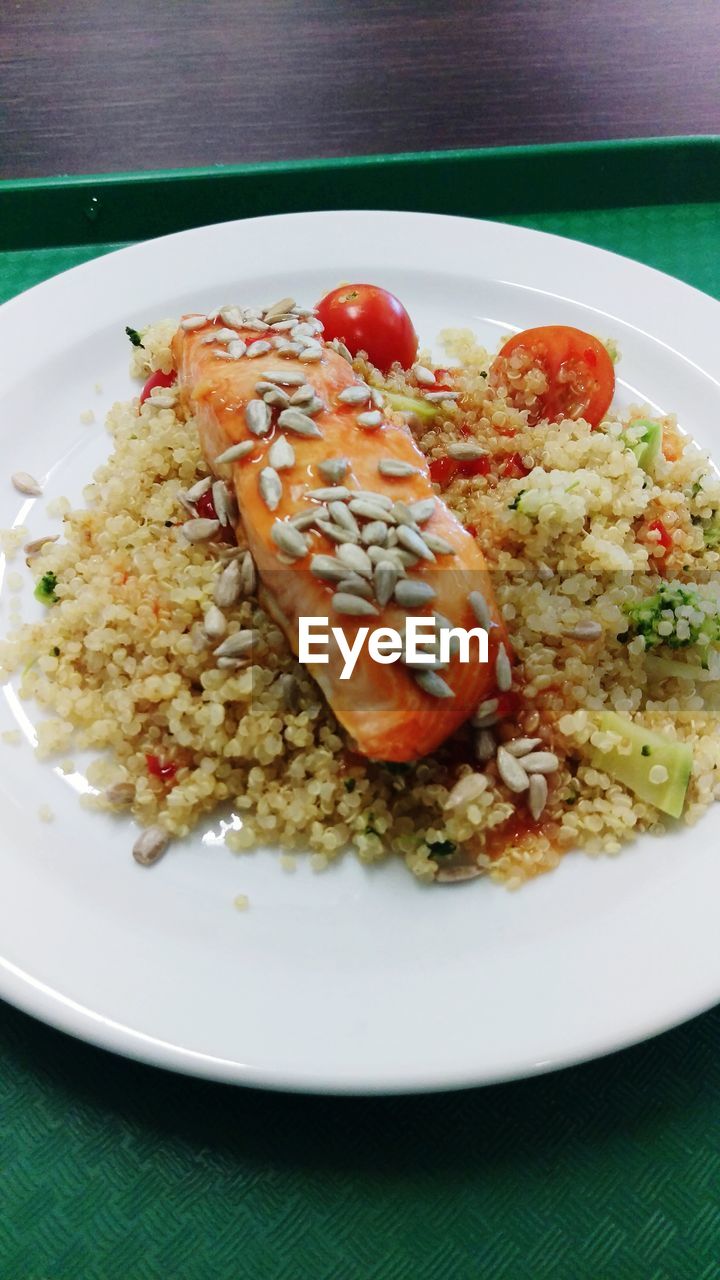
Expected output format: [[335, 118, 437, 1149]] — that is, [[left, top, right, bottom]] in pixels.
[[1, 188, 720, 1279]]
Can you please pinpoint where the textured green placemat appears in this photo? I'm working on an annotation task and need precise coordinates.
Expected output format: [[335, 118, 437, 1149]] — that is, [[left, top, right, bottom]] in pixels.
[[1, 197, 719, 1279]]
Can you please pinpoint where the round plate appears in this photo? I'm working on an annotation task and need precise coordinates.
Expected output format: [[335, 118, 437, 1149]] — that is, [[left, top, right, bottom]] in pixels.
[[0, 211, 719, 1094]]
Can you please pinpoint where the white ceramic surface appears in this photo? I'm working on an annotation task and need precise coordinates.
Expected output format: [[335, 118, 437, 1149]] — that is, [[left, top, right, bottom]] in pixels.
[[0, 210, 718, 1094]]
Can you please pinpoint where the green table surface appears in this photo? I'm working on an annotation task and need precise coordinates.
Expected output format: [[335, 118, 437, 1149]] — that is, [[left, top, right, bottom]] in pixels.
[[1, 164, 720, 1278]]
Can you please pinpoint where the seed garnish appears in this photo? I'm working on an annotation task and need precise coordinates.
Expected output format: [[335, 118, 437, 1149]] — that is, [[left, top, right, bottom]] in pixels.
[[336, 575, 374, 600], [360, 520, 388, 546], [378, 458, 421, 478], [212, 480, 234, 527], [468, 590, 492, 628], [262, 386, 291, 409], [528, 773, 548, 820], [396, 526, 435, 561], [336, 542, 373, 577], [133, 826, 169, 866], [425, 390, 459, 402], [338, 385, 371, 405], [316, 520, 359, 545], [268, 435, 296, 470], [270, 520, 308, 560], [422, 532, 455, 555], [318, 457, 350, 483], [505, 738, 542, 757], [24, 534, 59, 557], [215, 629, 257, 658], [215, 440, 255, 464], [565, 621, 603, 640], [413, 364, 435, 386], [278, 408, 323, 437], [406, 498, 435, 525], [182, 517, 221, 543], [520, 752, 559, 774], [414, 669, 454, 699], [394, 578, 436, 608], [496, 746, 529, 793], [180, 315, 206, 331], [447, 441, 486, 460], [12, 471, 42, 496], [329, 500, 359, 534], [245, 399, 272, 436], [329, 338, 353, 362], [495, 643, 512, 692], [374, 561, 398, 607], [213, 557, 243, 607], [311, 555, 350, 583], [246, 340, 272, 358], [475, 728, 496, 762], [349, 499, 395, 524], [444, 772, 487, 810], [264, 369, 308, 386], [331, 592, 379, 617], [290, 384, 315, 405], [258, 467, 283, 511], [204, 603, 227, 638], [307, 486, 351, 503], [239, 551, 257, 595], [357, 410, 382, 429]]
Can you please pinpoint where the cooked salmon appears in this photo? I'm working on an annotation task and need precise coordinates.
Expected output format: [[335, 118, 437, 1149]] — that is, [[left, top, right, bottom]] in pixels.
[[172, 304, 511, 761]]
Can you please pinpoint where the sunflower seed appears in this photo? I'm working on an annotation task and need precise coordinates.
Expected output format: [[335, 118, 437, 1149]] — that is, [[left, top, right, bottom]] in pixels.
[[520, 751, 559, 775], [495, 643, 512, 691], [565, 621, 603, 640], [528, 773, 548, 820], [360, 520, 388, 546], [469, 590, 492, 628], [368, 545, 406, 571], [316, 520, 359, 545], [374, 561, 399, 607], [537, 563, 554, 581], [217, 656, 250, 670], [318, 457, 350, 483], [268, 435, 295, 470], [264, 296, 295, 319], [473, 711, 500, 729], [447, 441, 487, 460], [505, 737, 542, 758], [472, 698, 499, 726], [378, 458, 422, 478], [394, 578, 436, 608], [211, 327, 241, 344], [262, 386, 291, 409], [180, 314, 206, 331], [184, 476, 212, 503], [24, 533, 59, 558], [276, 672, 300, 710], [275, 341, 304, 358], [496, 746, 529, 793], [215, 440, 255, 464], [475, 728, 497, 762], [330, 338, 353, 362], [147, 393, 176, 409], [227, 340, 247, 359], [133, 826, 169, 866], [258, 467, 282, 511], [310, 555, 349, 583], [436, 865, 483, 883], [370, 387, 384, 409], [444, 772, 487, 811], [182, 517, 221, 543], [422, 532, 455, 555], [406, 498, 435, 525], [290, 384, 315, 404], [304, 397, 326, 417], [299, 348, 323, 362], [213, 557, 243, 607], [105, 781, 135, 807], [412, 363, 435, 386], [390, 501, 419, 529], [219, 305, 244, 327], [12, 471, 42, 496], [240, 550, 257, 595], [336, 542, 373, 576], [349, 499, 396, 524], [425, 390, 459, 402], [270, 319, 297, 332], [357, 410, 382, 429], [397, 526, 435, 561], [245, 399, 271, 437], [352, 490, 393, 510], [211, 480, 234, 527], [331, 592, 379, 616], [336, 575, 374, 599], [307, 486, 351, 503], [244, 318, 270, 332], [290, 507, 323, 531], [203, 603, 227, 638], [271, 520, 308, 559], [394, 549, 419, 567], [215, 629, 257, 659], [264, 369, 308, 386], [329, 500, 359, 534], [246, 340, 272, 358], [414, 669, 454, 699], [290, 322, 316, 339], [338, 384, 371, 405], [278, 408, 323, 437]]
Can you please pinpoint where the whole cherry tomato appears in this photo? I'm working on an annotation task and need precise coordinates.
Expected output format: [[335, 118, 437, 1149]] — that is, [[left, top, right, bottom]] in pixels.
[[315, 283, 418, 373]]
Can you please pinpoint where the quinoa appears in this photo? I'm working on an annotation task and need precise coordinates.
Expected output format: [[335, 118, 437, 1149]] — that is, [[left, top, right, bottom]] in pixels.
[[2, 321, 720, 887]]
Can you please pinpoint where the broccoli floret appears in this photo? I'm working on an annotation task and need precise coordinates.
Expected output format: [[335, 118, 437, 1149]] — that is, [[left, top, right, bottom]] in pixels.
[[623, 583, 720, 651], [34, 571, 58, 605], [125, 325, 144, 349]]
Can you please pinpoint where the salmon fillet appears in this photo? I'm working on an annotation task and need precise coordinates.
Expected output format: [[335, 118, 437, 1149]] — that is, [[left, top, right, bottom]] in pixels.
[[172, 303, 511, 761]]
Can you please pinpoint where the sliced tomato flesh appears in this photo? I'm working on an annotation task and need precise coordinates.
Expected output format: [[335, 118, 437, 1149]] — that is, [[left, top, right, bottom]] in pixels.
[[491, 325, 615, 428]]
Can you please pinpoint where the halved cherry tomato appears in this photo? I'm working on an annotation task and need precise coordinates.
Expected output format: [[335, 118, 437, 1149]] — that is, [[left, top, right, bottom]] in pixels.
[[194, 488, 236, 544], [429, 454, 490, 488], [498, 452, 530, 479], [146, 754, 177, 783], [491, 325, 615, 428], [647, 518, 672, 556], [140, 368, 176, 406], [315, 284, 418, 373]]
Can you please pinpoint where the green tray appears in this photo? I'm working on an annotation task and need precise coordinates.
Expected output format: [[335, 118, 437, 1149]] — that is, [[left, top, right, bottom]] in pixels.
[[1, 138, 719, 1280]]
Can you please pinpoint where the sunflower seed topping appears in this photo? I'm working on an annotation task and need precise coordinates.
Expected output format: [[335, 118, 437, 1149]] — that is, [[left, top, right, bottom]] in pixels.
[[331, 592, 379, 617], [318, 457, 350, 483], [353, 490, 394, 510], [258, 467, 283, 511], [213, 558, 243, 607], [394, 578, 436, 608], [469, 590, 492, 628], [329, 338, 353, 362], [182, 517, 221, 543], [528, 773, 549, 820], [215, 440, 254, 465], [268, 435, 296, 470], [475, 728, 497, 762], [133, 826, 169, 866], [271, 519, 308, 560], [105, 781, 136, 807], [278, 409, 323, 437], [357, 410, 383, 429], [244, 399, 271, 437], [299, 348, 323, 362], [264, 369, 308, 386], [336, 575, 373, 599], [24, 534, 59, 558], [495, 643, 512, 691], [360, 520, 388, 546], [422, 532, 455, 555], [310, 555, 349, 583], [185, 476, 213, 502], [214, 629, 258, 658], [396, 526, 435, 561], [378, 458, 422, 478], [262, 385, 291, 409], [180, 314, 206, 331], [520, 751, 559, 775], [12, 471, 42, 496], [444, 772, 487, 811], [329, 500, 359, 534], [414, 669, 454, 699], [565, 620, 603, 640], [413, 364, 436, 386], [472, 697, 499, 726], [316, 520, 359, 545], [246, 340, 272, 358], [264, 296, 295, 320], [227, 339, 247, 359], [374, 561, 399, 607], [212, 480, 235, 527], [496, 746, 530, 793], [203, 603, 227, 638], [290, 507, 323, 531], [290, 384, 315, 404], [303, 397, 326, 417], [447, 441, 487, 460], [240, 551, 257, 595], [349, 499, 396, 524], [425, 390, 460, 402], [505, 738, 542, 758], [406, 498, 436, 525], [338, 384, 371, 405], [307, 486, 351, 503], [336, 542, 373, 577]]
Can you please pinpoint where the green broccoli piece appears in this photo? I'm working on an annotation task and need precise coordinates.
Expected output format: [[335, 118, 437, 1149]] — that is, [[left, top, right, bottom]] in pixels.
[[34, 571, 58, 606], [622, 583, 720, 652], [125, 326, 144, 349], [428, 839, 457, 859]]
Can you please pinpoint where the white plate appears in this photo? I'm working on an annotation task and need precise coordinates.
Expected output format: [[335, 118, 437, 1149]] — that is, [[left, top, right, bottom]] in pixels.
[[0, 210, 719, 1094]]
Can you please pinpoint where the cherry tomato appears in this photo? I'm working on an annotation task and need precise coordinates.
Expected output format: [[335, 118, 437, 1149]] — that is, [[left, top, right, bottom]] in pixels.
[[194, 489, 237, 545], [429, 455, 490, 487], [140, 368, 176, 406], [146, 754, 177, 783], [498, 452, 530, 479], [648, 518, 672, 556], [315, 284, 418, 373], [464, 523, 478, 538], [432, 368, 455, 390], [491, 325, 615, 428]]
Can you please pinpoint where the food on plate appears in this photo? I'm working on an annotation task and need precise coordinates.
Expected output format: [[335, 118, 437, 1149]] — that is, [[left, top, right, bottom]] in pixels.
[[315, 284, 418, 373], [3, 293, 720, 889]]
